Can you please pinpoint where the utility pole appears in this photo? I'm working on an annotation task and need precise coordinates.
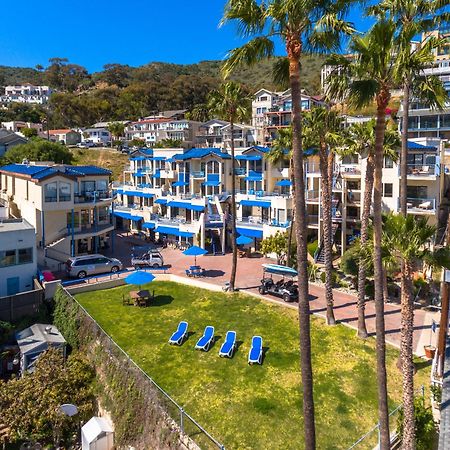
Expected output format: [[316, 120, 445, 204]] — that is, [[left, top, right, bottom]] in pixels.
[[438, 213, 450, 377]]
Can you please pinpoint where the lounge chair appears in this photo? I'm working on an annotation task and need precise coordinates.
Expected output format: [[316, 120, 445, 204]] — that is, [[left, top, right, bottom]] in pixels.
[[248, 336, 263, 365], [195, 326, 214, 351], [168, 321, 188, 345], [219, 331, 236, 358]]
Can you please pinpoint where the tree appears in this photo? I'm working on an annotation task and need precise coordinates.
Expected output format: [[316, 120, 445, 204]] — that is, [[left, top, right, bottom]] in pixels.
[[326, 19, 401, 446], [100, 63, 130, 88], [303, 107, 343, 325], [344, 119, 400, 338], [2, 139, 73, 165], [107, 122, 126, 146], [21, 127, 38, 139], [221, 1, 355, 445], [260, 230, 291, 264], [157, 138, 183, 148], [0, 349, 95, 445], [382, 213, 450, 448], [208, 82, 251, 292], [187, 103, 212, 122]]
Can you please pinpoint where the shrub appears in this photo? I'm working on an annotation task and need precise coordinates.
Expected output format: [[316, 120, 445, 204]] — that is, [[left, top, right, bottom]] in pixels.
[[307, 239, 319, 258], [53, 286, 80, 350], [320, 270, 339, 286], [340, 245, 359, 277]]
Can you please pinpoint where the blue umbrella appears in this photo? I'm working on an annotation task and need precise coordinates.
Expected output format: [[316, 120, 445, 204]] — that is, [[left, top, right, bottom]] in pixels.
[[276, 179, 292, 187], [183, 245, 207, 265], [236, 235, 253, 245], [125, 270, 155, 287]]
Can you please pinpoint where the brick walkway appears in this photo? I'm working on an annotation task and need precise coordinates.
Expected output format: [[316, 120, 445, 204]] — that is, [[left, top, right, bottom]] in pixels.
[[104, 233, 439, 357]]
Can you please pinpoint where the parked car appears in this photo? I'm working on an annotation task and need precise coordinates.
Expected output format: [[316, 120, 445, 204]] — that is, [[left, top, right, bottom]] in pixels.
[[77, 141, 94, 148], [131, 251, 164, 269], [258, 264, 298, 302], [66, 254, 123, 279]]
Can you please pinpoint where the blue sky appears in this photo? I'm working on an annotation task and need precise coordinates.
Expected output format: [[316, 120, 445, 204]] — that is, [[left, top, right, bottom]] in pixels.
[[1, 0, 373, 72]]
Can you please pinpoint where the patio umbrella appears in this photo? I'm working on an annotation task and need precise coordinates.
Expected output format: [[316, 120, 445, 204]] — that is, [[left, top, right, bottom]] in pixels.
[[183, 245, 207, 266], [125, 270, 155, 288], [276, 179, 292, 187], [236, 235, 253, 245]]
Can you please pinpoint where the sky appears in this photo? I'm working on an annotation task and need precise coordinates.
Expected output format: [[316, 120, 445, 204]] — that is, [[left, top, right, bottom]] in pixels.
[[0, 0, 374, 72]]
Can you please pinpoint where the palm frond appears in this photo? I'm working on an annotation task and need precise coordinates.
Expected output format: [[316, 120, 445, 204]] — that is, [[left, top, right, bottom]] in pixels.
[[221, 0, 267, 37]]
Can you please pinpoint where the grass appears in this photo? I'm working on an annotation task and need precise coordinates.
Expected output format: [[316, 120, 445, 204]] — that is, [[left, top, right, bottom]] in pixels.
[[76, 281, 430, 450], [71, 148, 129, 181]]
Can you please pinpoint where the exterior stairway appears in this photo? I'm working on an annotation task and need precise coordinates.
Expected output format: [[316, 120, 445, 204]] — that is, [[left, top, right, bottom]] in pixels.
[[314, 222, 340, 265]]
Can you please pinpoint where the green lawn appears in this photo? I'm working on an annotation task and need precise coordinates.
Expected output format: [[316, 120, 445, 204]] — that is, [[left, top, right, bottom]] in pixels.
[[75, 282, 429, 450]]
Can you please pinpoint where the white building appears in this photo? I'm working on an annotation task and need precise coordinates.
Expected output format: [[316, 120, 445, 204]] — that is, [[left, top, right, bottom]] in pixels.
[[1, 121, 43, 134], [82, 128, 111, 146], [196, 119, 256, 149], [0, 218, 37, 296], [1, 84, 52, 104]]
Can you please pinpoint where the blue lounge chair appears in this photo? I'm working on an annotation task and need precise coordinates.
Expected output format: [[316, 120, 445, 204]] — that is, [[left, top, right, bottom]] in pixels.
[[248, 336, 263, 365], [168, 321, 188, 345], [195, 326, 214, 351], [219, 331, 236, 358]]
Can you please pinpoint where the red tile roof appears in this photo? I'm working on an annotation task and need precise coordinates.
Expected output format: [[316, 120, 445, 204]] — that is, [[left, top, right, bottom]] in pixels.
[[48, 129, 74, 135]]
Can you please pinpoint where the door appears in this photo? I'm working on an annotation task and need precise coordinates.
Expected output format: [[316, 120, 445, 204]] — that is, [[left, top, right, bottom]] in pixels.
[[7, 277, 20, 295]]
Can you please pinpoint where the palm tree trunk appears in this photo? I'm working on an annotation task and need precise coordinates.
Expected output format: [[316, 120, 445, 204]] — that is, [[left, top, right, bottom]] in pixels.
[[287, 38, 316, 449], [320, 147, 336, 325], [373, 93, 391, 449], [287, 157, 295, 267], [229, 120, 238, 291], [400, 79, 410, 216], [357, 154, 374, 338], [400, 259, 416, 449]]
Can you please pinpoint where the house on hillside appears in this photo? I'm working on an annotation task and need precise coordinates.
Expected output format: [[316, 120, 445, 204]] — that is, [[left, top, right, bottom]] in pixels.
[[82, 128, 111, 146], [1, 121, 43, 134], [0, 130, 27, 157], [48, 129, 81, 145]]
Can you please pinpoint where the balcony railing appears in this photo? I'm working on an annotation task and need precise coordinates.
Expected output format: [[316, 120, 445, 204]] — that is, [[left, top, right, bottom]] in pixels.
[[191, 171, 205, 179], [403, 164, 439, 177], [305, 163, 320, 174], [307, 214, 319, 225], [234, 168, 246, 176], [340, 165, 361, 175], [134, 167, 153, 174], [306, 190, 320, 201], [404, 197, 437, 212], [74, 191, 111, 204]]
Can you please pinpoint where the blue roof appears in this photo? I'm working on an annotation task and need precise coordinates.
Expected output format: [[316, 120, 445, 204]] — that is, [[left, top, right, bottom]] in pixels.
[[155, 198, 167, 205], [240, 199, 271, 208], [407, 141, 437, 151], [174, 148, 231, 161], [168, 201, 205, 212], [0, 164, 111, 179], [236, 154, 262, 161], [243, 145, 269, 154]]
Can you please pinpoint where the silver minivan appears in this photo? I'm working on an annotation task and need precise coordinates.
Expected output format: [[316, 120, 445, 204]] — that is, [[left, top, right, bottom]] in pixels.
[[66, 254, 123, 279]]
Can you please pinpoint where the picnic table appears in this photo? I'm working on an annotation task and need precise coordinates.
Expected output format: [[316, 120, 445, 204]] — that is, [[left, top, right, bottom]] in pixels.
[[129, 289, 152, 307], [186, 266, 205, 277]]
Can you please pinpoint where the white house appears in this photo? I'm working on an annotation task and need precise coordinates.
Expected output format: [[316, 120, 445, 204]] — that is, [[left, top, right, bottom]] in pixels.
[[82, 128, 111, 146], [0, 218, 37, 296], [1, 84, 52, 104]]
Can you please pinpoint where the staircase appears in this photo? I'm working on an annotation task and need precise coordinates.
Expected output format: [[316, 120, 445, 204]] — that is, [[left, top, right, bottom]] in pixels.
[[314, 222, 340, 265]]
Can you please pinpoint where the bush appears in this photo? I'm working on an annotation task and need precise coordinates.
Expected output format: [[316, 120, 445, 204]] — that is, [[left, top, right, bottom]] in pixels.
[[396, 396, 437, 450], [320, 270, 339, 286], [340, 245, 360, 277], [307, 239, 319, 258], [53, 286, 80, 350], [3, 139, 73, 164]]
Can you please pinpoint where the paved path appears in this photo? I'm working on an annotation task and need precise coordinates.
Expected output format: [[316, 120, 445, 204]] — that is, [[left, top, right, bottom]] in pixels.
[[103, 233, 439, 357]]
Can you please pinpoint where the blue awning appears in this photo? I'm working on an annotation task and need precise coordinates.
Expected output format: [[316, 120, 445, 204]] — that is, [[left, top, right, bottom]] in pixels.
[[155, 198, 167, 205], [152, 156, 166, 161], [203, 180, 221, 186], [114, 188, 124, 194], [173, 181, 189, 187], [113, 211, 143, 221], [276, 179, 292, 187], [142, 222, 156, 229], [123, 191, 154, 199], [168, 201, 205, 212], [240, 199, 271, 208], [407, 141, 437, 151], [236, 154, 262, 161], [155, 226, 194, 238], [152, 170, 161, 178], [236, 227, 263, 239]]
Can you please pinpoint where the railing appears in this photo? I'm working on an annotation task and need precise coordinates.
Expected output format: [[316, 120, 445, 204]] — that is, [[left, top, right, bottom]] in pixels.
[[191, 171, 205, 178], [340, 165, 361, 175], [237, 217, 266, 226], [234, 168, 246, 176], [74, 191, 111, 204], [305, 163, 320, 174], [61, 287, 226, 450], [306, 190, 320, 201], [403, 163, 439, 176], [403, 197, 437, 212], [134, 167, 153, 173], [307, 214, 319, 225]]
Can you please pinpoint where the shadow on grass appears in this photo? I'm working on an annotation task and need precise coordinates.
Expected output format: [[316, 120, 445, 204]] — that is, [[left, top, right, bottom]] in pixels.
[[262, 346, 270, 364], [151, 295, 174, 307], [209, 335, 222, 350], [415, 359, 432, 371]]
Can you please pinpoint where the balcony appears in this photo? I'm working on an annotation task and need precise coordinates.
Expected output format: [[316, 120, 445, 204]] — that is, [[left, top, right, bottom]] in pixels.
[[191, 171, 205, 179], [307, 214, 319, 228], [404, 197, 437, 214], [74, 191, 111, 204], [306, 190, 320, 202], [402, 163, 439, 178], [134, 167, 153, 174], [340, 165, 361, 176], [305, 163, 320, 175], [234, 168, 247, 176]]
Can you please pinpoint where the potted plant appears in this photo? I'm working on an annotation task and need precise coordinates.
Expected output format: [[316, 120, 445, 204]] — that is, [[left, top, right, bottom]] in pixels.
[[424, 345, 436, 359]]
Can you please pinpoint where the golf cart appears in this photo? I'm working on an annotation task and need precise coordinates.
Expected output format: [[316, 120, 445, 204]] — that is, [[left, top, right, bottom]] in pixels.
[[258, 264, 298, 302], [131, 251, 164, 269]]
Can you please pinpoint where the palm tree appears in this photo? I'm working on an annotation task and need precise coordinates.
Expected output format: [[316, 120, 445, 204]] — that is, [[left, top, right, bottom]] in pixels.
[[107, 122, 126, 147], [381, 213, 450, 448], [344, 120, 400, 338], [326, 19, 401, 446], [369, 0, 449, 216], [207, 82, 251, 292], [303, 107, 343, 325], [221, 2, 355, 445]]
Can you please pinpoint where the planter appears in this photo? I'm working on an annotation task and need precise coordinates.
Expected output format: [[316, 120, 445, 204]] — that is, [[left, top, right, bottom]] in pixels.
[[424, 345, 436, 359]]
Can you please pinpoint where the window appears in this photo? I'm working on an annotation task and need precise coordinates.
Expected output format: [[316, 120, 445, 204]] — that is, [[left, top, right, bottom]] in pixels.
[[420, 115, 438, 129], [81, 181, 95, 193], [383, 183, 393, 197], [44, 182, 57, 202], [0, 249, 16, 267], [66, 212, 80, 228], [407, 185, 428, 199], [383, 157, 393, 168], [98, 207, 108, 222], [97, 179, 108, 192], [259, 96, 268, 101], [59, 182, 71, 201], [18, 248, 33, 264]]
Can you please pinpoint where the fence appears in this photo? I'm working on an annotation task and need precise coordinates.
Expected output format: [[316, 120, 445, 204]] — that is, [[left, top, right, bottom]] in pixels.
[[347, 386, 425, 449], [0, 279, 44, 322], [61, 287, 225, 450]]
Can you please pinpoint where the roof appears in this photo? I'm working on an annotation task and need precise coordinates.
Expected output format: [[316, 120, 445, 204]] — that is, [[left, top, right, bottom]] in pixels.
[[0, 130, 27, 145], [0, 218, 34, 233], [48, 129, 75, 135], [242, 145, 269, 154], [407, 140, 437, 151], [161, 109, 187, 118], [174, 148, 231, 160], [16, 323, 66, 356], [83, 128, 109, 133], [131, 118, 171, 125], [0, 163, 111, 181], [200, 119, 229, 127], [82, 417, 114, 444]]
